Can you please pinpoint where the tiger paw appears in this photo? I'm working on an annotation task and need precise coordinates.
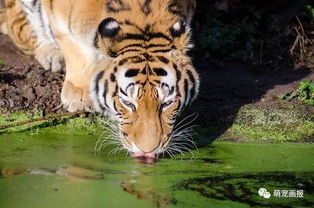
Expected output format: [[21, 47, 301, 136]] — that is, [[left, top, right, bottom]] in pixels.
[[61, 81, 93, 112], [35, 44, 65, 72]]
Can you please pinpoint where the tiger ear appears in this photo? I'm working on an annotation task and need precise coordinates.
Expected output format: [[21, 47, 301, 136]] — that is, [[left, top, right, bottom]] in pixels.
[[168, 0, 196, 25], [98, 18, 120, 38]]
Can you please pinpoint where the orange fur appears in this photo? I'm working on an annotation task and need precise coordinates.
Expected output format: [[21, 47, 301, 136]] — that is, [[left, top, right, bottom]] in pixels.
[[4, 0, 199, 154]]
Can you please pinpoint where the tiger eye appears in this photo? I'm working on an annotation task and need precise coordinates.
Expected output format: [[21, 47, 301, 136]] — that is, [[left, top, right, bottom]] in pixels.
[[98, 17, 120, 38]]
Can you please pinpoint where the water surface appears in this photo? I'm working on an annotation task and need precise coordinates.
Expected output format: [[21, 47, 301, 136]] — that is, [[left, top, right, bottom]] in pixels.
[[0, 132, 313, 208]]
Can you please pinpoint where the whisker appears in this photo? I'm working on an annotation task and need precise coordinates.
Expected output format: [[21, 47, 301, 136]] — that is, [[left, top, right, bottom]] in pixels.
[[168, 145, 185, 156], [172, 118, 198, 135], [174, 112, 198, 129], [172, 125, 198, 136], [173, 143, 195, 156]]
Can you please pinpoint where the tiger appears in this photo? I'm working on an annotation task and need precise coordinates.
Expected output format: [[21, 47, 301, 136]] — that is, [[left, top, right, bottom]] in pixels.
[[1, 0, 200, 158]]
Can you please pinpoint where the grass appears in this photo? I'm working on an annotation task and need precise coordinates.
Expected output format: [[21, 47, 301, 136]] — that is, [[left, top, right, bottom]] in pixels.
[[0, 110, 106, 136]]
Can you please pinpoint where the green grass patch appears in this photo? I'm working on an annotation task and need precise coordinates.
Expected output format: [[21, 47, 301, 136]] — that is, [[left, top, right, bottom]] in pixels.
[[222, 121, 314, 142], [0, 110, 107, 136]]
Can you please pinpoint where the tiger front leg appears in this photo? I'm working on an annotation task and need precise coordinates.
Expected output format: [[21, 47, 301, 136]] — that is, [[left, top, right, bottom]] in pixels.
[[60, 58, 95, 112], [61, 79, 92, 112], [57, 37, 99, 112], [61, 62, 95, 112], [34, 44, 65, 72]]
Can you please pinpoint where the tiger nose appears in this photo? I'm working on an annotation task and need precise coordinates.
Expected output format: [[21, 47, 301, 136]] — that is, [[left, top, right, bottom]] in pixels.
[[133, 141, 160, 155]]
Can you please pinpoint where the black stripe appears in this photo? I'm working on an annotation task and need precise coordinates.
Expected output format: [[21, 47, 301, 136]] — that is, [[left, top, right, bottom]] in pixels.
[[110, 73, 116, 82], [103, 80, 109, 108], [153, 68, 167, 76], [157, 56, 169, 64], [124, 20, 133, 26], [147, 32, 172, 42], [143, 53, 151, 60], [118, 58, 128, 66], [108, 50, 117, 57], [120, 33, 145, 41], [141, 68, 147, 75], [186, 70, 197, 102], [126, 83, 134, 92], [125, 69, 140, 77], [119, 43, 143, 52], [113, 99, 118, 112], [93, 33, 99, 48], [95, 71, 104, 94], [144, 24, 151, 32], [94, 71, 106, 111], [120, 88, 128, 96], [183, 79, 189, 106], [174, 64, 181, 81], [117, 43, 172, 56], [174, 63, 182, 97], [119, 32, 172, 42], [118, 56, 142, 65], [112, 85, 118, 97], [147, 43, 171, 48], [117, 49, 142, 56], [151, 49, 172, 53], [132, 57, 145, 64], [153, 80, 161, 84], [186, 70, 196, 84], [169, 86, 175, 95]]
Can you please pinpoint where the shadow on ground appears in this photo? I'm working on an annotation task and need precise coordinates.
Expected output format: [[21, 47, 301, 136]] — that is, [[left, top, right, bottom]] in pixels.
[[181, 58, 312, 146]]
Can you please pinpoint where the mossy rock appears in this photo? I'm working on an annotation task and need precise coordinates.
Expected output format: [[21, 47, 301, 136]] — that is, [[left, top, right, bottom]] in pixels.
[[220, 104, 314, 142], [234, 104, 313, 125]]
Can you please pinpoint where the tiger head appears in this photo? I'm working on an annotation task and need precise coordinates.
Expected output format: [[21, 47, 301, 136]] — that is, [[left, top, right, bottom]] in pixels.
[[91, 0, 199, 157]]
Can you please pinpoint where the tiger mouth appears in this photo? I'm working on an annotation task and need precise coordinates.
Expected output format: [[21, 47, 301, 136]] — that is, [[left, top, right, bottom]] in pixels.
[[132, 152, 156, 159], [132, 152, 157, 164]]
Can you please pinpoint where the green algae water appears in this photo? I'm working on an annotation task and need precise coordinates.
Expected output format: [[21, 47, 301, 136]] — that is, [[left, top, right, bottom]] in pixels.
[[0, 132, 313, 208]]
